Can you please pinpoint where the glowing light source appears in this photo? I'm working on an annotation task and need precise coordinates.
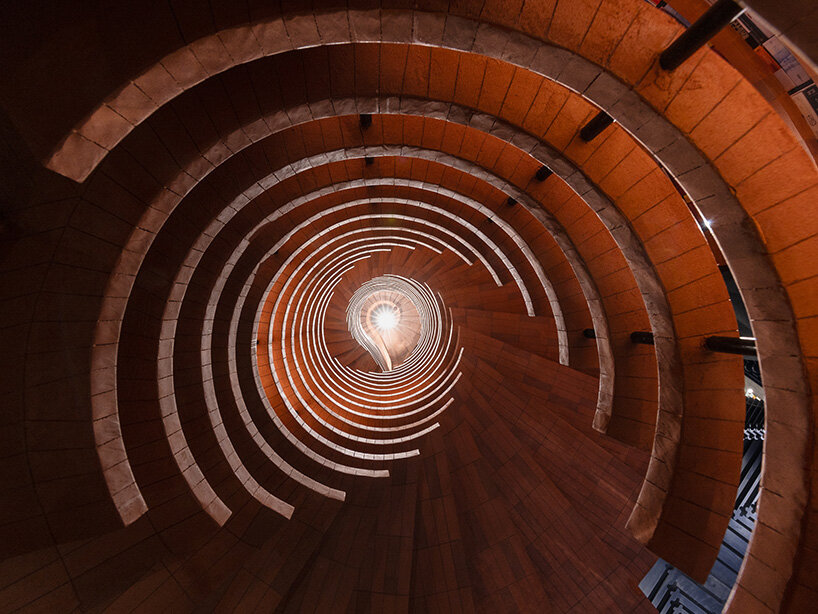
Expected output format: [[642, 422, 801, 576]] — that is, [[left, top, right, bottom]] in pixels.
[[373, 306, 399, 331]]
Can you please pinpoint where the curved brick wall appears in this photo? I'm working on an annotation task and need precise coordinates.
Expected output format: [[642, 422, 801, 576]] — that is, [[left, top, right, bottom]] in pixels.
[[1, 1, 815, 612]]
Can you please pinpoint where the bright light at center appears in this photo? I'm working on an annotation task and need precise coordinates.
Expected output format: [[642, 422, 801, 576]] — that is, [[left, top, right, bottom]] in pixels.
[[374, 307, 398, 331]]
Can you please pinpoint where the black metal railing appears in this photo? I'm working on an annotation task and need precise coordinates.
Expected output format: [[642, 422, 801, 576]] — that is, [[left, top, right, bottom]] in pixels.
[[639, 391, 763, 612]]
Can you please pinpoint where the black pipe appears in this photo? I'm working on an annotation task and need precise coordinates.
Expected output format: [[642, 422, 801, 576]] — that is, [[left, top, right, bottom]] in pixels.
[[630, 331, 655, 345], [535, 165, 552, 181], [580, 112, 613, 142], [660, 0, 743, 71], [705, 336, 757, 356], [360, 113, 372, 128], [582, 328, 596, 339]]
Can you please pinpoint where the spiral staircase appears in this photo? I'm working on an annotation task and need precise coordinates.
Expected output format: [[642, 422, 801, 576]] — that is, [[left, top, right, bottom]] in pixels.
[[1, 1, 817, 612]]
